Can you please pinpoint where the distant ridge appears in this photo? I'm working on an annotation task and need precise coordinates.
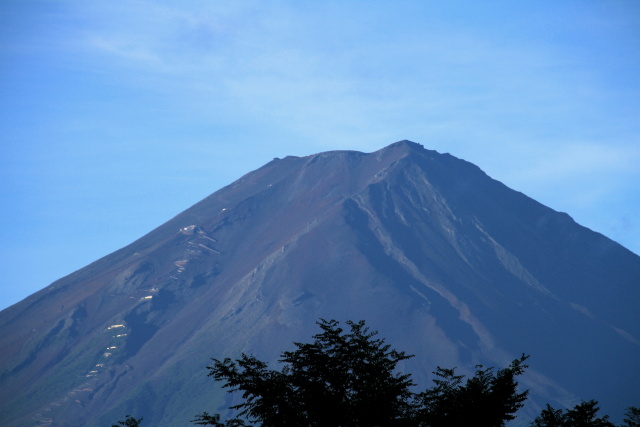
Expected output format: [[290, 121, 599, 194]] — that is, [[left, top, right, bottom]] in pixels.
[[1, 141, 638, 426]]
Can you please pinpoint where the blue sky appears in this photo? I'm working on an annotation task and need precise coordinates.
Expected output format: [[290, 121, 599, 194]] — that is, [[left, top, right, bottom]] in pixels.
[[1, 1, 639, 311]]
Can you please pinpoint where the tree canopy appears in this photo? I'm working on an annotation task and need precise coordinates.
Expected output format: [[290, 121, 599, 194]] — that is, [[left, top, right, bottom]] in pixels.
[[416, 356, 528, 426], [623, 407, 640, 427], [530, 402, 640, 427], [111, 415, 143, 427], [194, 319, 529, 427], [531, 400, 616, 427], [115, 319, 636, 426]]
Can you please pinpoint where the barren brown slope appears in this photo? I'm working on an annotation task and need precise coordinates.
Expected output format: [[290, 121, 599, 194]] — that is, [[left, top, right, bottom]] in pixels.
[[1, 141, 638, 426]]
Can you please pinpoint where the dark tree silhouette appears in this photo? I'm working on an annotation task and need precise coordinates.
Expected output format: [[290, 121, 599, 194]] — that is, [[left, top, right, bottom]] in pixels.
[[414, 354, 529, 427], [111, 415, 143, 427], [193, 412, 250, 426], [623, 406, 640, 427], [111, 320, 636, 427], [195, 319, 529, 427], [531, 404, 566, 427], [531, 400, 615, 427], [195, 319, 415, 426], [566, 401, 615, 427]]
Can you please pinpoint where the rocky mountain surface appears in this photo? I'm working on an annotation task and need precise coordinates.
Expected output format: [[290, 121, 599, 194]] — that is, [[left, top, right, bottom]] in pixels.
[[1, 141, 638, 426]]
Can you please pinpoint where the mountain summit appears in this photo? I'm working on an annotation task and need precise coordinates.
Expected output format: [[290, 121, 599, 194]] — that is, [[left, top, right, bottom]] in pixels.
[[1, 141, 638, 426]]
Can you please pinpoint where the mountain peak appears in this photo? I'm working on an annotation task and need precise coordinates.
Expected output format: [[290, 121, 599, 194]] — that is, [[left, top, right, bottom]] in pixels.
[[388, 139, 424, 149], [378, 139, 426, 156], [0, 141, 638, 426]]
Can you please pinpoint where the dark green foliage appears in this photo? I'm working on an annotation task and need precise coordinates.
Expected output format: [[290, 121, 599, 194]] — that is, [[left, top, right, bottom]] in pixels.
[[623, 406, 640, 427], [566, 401, 615, 426], [113, 319, 636, 426], [531, 400, 615, 427], [111, 415, 143, 427], [532, 404, 566, 427], [196, 319, 415, 426], [196, 319, 529, 427], [193, 412, 250, 426], [277, 319, 415, 426], [414, 354, 529, 427]]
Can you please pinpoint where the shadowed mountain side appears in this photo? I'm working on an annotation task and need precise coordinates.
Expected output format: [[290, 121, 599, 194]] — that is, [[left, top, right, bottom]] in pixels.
[[0, 141, 638, 426]]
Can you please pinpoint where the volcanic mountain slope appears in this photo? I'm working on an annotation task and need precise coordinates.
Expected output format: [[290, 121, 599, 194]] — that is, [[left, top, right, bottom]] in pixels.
[[1, 141, 638, 426]]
